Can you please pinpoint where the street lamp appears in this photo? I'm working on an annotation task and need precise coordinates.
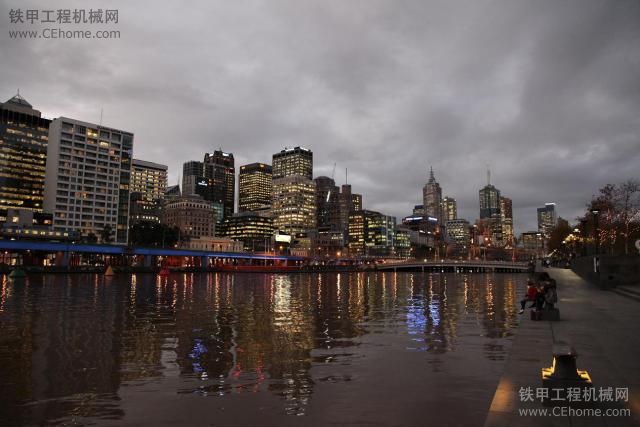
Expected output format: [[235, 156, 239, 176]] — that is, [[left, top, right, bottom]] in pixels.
[[590, 209, 600, 255]]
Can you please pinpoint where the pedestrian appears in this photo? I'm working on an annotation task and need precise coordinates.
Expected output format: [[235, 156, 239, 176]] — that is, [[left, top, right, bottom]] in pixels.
[[519, 279, 537, 314]]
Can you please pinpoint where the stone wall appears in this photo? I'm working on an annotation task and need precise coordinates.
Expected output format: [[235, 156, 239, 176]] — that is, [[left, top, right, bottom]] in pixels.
[[572, 255, 640, 288]]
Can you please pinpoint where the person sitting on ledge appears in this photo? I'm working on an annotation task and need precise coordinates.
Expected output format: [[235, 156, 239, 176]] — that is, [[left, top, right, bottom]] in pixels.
[[534, 283, 547, 312], [519, 279, 537, 314], [544, 279, 558, 310]]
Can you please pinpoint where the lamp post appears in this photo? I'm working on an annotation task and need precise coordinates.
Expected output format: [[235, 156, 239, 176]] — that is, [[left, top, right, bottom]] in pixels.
[[590, 209, 600, 255]]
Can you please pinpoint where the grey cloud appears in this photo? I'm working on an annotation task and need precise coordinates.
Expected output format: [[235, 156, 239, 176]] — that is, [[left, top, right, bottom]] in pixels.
[[1, 0, 638, 233]]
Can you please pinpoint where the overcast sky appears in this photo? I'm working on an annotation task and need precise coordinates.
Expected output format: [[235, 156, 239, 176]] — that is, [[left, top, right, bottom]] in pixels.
[[2, 0, 638, 234]]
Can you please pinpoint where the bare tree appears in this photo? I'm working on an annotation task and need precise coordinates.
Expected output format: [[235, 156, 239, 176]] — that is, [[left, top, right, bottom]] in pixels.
[[583, 180, 640, 256], [615, 179, 640, 255]]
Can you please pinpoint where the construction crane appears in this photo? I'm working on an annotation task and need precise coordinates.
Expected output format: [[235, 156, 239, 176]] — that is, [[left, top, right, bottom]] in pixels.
[[326, 162, 337, 202]]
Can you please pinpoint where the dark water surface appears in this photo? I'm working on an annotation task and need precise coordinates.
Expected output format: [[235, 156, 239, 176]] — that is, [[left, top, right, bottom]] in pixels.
[[0, 272, 523, 426]]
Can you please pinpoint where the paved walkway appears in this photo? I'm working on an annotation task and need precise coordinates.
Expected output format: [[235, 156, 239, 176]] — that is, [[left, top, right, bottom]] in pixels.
[[484, 267, 640, 426]]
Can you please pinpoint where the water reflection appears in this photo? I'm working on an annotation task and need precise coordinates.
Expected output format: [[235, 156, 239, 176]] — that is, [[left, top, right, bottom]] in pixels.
[[0, 272, 523, 425]]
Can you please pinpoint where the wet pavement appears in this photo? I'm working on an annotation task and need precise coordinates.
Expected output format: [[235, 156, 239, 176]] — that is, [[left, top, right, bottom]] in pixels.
[[485, 267, 640, 427], [0, 272, 525, 426]]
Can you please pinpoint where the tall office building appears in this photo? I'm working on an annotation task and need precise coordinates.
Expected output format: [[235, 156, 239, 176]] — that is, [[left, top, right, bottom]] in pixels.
[[129, 159, 168, 224], [0, 93, 50, 212], [338, 184, 362, 233], [239, 163, 272, 212], [423, 167, 443, 223], [219, 212, 274, 251], [479, 184, 500, 219], [181, 150, 235, 219], [537, 203, 557, 237], [442, 196, 457, 221], [314, 176, 340, 231], [445, 219, 471, 248], [44, 117, 133, 244], [272, 175, 316, 235], [204, 150, 235, 219], [131, 159, 167, 202], [272, 147, 313, 180], [500, 196, 514, 246], [479, 170, 502, 244], [271, 147, 316, 235], [348, 210, 396, 257], [181, 160, 204, 197]]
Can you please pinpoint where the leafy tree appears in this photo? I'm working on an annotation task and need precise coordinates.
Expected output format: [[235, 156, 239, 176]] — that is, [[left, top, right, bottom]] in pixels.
[[129, 221, 180, 247], [100, 225, 114, 244], [547, 217, 571, 254], [84, 232, 98, 244]]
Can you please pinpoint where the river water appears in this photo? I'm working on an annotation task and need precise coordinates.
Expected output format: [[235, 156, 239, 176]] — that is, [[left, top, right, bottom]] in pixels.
[[0, 272, 524, 426]]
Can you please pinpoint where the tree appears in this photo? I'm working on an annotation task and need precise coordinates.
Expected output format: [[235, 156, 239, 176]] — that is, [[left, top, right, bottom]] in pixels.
[[547, 217, 571, 254], [101, 225, 114, 244], [615, 179, 640, 255], [129, 221, 180, 247], [580, 179, 640, 256]]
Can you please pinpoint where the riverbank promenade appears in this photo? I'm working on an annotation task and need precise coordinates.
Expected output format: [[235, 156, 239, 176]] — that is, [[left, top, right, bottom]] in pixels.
[[485, 267, 640, 426]]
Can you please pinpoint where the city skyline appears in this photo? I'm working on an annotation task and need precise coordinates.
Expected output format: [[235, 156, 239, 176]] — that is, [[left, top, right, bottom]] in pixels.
[[2, 0, 638, 234]]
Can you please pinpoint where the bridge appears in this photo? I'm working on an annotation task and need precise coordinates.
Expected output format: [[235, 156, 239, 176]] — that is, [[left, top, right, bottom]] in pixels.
[[0, 239, 304, 269], [375, 260, 532, 273]]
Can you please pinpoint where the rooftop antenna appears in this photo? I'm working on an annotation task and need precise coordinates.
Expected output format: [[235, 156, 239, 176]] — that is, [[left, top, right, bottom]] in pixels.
[[487, 164, 491, 186], [345, 168, 348, 185], [99, 107, 104, 128]]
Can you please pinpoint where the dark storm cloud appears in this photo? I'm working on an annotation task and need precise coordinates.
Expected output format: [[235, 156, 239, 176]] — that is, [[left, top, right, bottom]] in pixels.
[[1, 0, 638, 233]]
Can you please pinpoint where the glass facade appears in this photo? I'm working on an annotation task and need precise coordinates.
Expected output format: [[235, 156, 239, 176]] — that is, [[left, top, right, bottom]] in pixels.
[[219, 213, 274, 251], [129, 159, 168, 225], [0, 95, 50, 212], [239, 163, 272, 212], [537, 203, 556, 237], [272, 147, 316, 235], [348, 210, 396, 256], [272, 147, 313, 180]]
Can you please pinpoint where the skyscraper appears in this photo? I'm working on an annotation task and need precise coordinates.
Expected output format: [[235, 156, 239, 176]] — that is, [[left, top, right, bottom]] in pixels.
[[500, 196, 514, 246], [314, 176, 340, 231], [537, 203, 557, 237], [338, 184, 362, 234], [181, 160, 204, 197], [272, 146, 313, 180], [181, 151, 235, 219], [239, 163, 272, 212], [479, 170, 502, 244], [442, 196, 457, 221], [479, 186, 500, 219], [129, 159, 168, 224], [0, 93, 50, 212], [204, 150, 235, 219], [44, 117, 133, 244], [423, 167, 443, 223], [271, 147, 316, 235], [348, 210, 396, 257]]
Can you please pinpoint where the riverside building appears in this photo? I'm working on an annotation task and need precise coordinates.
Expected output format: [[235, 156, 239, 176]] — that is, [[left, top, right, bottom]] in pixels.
[[0, 93, 50, 212], [129, 159, 167, 224], [44, 117, 133, 244], [271, 147, 316, 235], [239, 163, 272, 213]]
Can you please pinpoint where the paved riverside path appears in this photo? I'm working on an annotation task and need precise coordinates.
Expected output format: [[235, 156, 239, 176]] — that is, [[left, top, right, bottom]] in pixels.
[[484, 267, 640, 427]]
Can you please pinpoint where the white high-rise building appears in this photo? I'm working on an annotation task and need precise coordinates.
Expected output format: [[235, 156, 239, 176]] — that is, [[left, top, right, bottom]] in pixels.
[[44, 117, 133, 244]]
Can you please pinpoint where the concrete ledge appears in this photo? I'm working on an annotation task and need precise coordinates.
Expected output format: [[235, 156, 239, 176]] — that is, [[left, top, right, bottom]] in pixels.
[[485, 267, 640, 427]]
